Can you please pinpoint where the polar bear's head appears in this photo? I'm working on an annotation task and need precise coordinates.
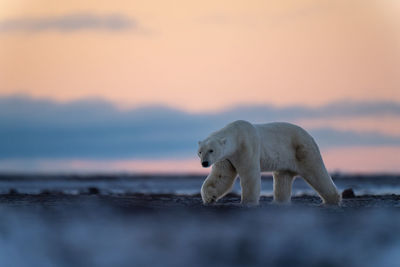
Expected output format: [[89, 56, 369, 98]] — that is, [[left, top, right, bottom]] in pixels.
[[197, 137, 226, 168]]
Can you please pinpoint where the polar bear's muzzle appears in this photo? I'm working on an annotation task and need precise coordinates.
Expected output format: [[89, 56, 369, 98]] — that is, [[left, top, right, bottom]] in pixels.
[[201, 161, 210, 168]]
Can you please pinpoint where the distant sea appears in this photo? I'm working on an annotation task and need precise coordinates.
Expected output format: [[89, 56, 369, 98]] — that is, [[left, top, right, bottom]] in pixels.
[[0, 174, 399, 196]]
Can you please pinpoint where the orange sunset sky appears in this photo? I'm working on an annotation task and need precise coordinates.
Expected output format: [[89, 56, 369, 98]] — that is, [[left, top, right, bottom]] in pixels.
[[0, 0, 399, 173]]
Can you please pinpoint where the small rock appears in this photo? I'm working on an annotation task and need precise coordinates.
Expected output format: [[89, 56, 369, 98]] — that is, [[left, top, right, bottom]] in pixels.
[[342, 188, 356, 199], [8, 188, 18, 195], [39, 190, 51, 195], [88, 187, 100, 195]]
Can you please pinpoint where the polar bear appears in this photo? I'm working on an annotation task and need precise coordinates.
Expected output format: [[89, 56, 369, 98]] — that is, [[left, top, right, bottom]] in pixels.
[[198, 120, 341, 206]]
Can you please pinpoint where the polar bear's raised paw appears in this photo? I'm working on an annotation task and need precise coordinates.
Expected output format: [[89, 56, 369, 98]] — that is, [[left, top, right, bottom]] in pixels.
[[201, 183, 219, 204]]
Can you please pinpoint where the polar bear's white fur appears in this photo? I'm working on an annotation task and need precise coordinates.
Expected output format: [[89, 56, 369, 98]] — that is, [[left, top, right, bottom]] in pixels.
[[198, 120, 341, 206]]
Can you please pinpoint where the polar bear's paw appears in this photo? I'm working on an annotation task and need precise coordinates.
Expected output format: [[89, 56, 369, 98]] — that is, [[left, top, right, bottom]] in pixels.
[[201, 184, 219, 205], [240, 199, 259, 207]]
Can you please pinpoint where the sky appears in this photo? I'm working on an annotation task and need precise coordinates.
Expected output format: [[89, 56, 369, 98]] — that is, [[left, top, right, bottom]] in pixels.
[[0, 0, 399, 173]]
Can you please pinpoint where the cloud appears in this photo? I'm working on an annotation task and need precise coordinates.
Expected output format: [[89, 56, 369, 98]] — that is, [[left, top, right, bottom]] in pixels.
[[0, 13, 136, 33], [220, 101, 400, 122], [0, 96, 400, 159]]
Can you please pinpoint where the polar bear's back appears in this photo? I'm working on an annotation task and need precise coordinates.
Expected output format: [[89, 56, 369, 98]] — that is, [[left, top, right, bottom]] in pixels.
[[255, 122, 314, 141], [254, 122, 321, 172]]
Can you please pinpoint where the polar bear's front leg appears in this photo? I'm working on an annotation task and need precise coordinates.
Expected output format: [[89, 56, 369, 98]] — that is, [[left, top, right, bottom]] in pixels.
[[238, 166, 261, 206], [273, 171, 295, 204], [201, 160, 237, 204]]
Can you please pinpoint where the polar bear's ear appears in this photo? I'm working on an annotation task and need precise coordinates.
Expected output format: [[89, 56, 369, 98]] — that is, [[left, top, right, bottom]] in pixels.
[[198, 141, 202, 146], [220, 138, 227, 145]]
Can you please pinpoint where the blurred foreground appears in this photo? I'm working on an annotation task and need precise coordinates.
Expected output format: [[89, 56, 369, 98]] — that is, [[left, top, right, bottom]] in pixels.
[[0, 174, 399, 267]]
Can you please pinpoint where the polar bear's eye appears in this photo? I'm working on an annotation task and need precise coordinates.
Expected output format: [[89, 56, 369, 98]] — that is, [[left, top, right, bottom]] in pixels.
[[209, 149, 213, 153]]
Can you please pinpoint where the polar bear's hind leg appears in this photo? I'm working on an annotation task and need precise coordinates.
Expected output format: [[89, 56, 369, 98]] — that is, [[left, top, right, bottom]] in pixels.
[[294, 138, 341, 205], [301, 167, 341, 205], [273, 171, 295, 204]]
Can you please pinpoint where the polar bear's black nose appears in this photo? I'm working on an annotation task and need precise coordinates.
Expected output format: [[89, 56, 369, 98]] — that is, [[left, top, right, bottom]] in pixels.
[[202, 161, 209, 167]]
